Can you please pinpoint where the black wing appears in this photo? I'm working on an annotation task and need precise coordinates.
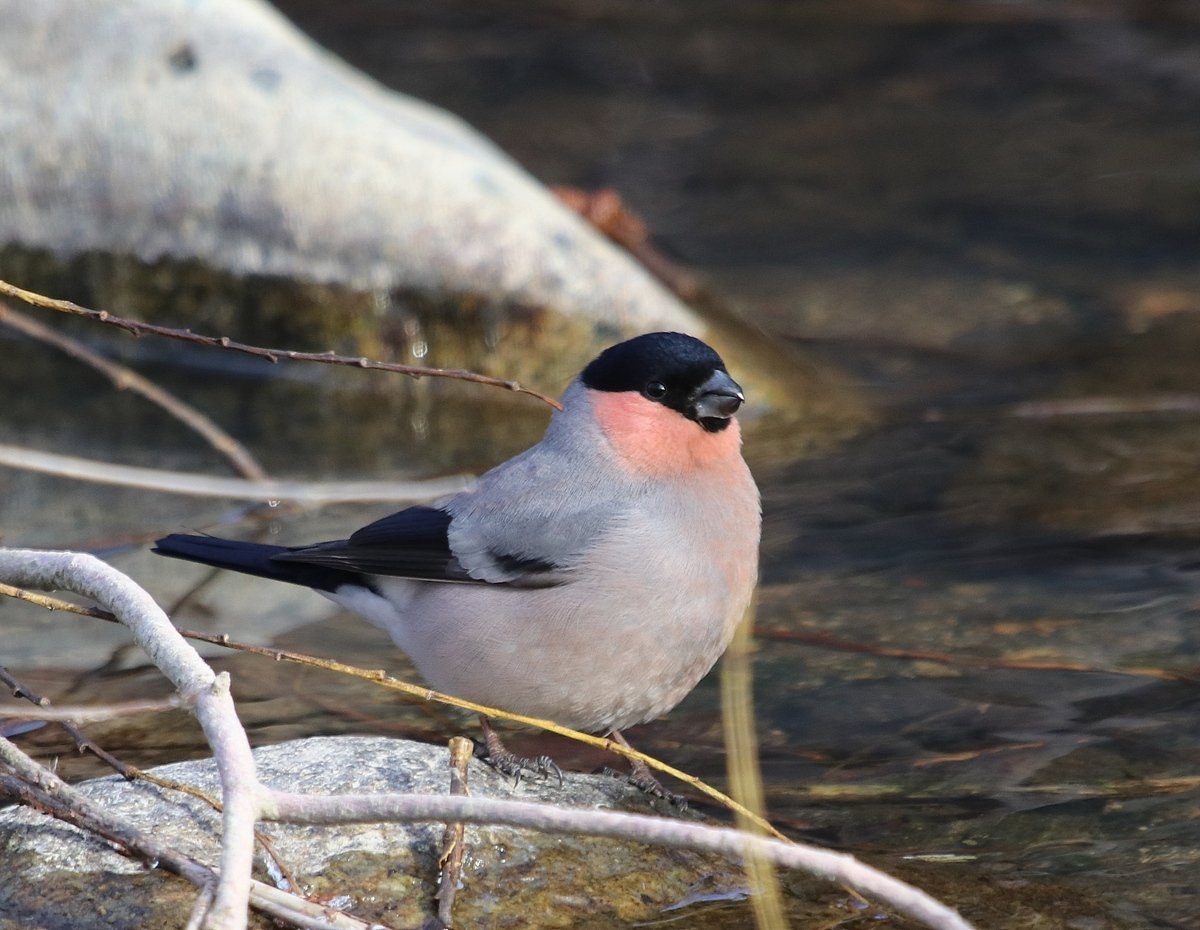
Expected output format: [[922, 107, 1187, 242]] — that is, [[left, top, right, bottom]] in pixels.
[[270, 505, 465, 581], [270, 505, 565, 587]]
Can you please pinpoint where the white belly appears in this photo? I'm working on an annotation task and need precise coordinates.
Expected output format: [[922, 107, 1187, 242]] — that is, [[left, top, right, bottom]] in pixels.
[[328, 469, 760, 733]]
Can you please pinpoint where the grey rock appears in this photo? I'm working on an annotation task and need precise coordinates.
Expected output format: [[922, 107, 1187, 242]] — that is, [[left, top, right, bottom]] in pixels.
[[0, 735, 749, 928], [0, 0, 697, 332]]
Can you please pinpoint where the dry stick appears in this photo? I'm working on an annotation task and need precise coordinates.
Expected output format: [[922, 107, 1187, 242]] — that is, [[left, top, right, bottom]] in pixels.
[[89, 758, 306, 899], [8, 581, 1189, 807], [436, 736, 474, 928], [0, 550, 257, 930], [0, 664, 140, 777], [0, 553, 976, 930], [0, 302, 268, 481], [923, 393, 1200, 422], [0, 741, 213, 888], [17, 580, 1192, 807], [721, 602, 788, 930], [0, 278, 564, 411], [0, 443, 471, 502], [0, 694, 185, 723], [754, 626, 1197, 683], [7, 587, 1192, 806], [0, 302, 314, 630], [0, 580, 782, 839], [263, 790, 976, 930], [0, 743, 395, 930]]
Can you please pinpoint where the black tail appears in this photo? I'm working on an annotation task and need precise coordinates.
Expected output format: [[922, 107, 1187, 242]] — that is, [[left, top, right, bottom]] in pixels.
[[153, 534, 365, 593]]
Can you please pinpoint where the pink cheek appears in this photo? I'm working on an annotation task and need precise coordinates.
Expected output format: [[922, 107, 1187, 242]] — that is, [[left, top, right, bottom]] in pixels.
[[591, 391, 741, 476]]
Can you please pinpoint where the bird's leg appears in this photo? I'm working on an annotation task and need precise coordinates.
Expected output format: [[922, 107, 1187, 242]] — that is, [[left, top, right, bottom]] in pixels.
[[477, 716, 563, 786], [608, 729, 687, 808]]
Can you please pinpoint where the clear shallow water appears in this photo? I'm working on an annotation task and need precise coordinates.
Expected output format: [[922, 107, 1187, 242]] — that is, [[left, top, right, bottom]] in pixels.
[[4, 3, 1200, 927]]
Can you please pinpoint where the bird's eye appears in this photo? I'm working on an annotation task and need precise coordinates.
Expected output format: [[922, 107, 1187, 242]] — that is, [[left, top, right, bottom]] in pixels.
[[644, 380, 667, 400]]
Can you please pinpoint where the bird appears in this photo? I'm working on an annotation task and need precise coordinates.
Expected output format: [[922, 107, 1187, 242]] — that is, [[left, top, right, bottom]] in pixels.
[[154, 331, 761, 798]]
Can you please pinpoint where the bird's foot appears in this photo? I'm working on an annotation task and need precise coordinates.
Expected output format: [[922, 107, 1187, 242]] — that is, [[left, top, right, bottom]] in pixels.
[[601, 761, 687, 808], [603, 729, 687, 808], [478, 717, 564, 787], [628, 759, 688, 809]]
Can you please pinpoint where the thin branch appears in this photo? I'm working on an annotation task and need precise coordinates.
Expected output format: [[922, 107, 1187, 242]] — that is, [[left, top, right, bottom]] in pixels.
[[0, 301, 268, 481], [0, 550, 257, 930], [435, 736, 473, 927], [0, 695, 185, 723], [133, 767, 308, 904], [0, 580, 781, 837], [0, 443, 470, 502], [923, 393, 1200, 423], [0, 739, 213, 888], [721, 600, 787, 930], [263, 790, 976, 930], [0, 742, 396, 930], [0, 552, 977, 930], [0, 664, 139, 777], [0, 278, 563, 410], [754, 626, 1198, 682]]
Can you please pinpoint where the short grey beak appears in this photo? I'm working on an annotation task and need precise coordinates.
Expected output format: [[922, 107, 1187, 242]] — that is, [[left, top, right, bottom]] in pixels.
[[690, 369, 745, 420]]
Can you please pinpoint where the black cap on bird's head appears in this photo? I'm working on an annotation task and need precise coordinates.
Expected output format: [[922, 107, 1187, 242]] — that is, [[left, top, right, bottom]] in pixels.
[[581, 332, 745, 432]]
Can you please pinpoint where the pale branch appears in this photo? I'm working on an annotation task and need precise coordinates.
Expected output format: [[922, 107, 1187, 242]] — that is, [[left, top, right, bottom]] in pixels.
[[0, 277, 563, 410], [263, 790, 976, 930], [0, 549, 257, 930], [0, 740, 397, 930], [923, 393, 1200, 423], [0, 695, 185, 723], [0, 443, 470, 502], [1004, 394, 1200, 417], [0, 301, 269, 481], [0, 577, 785, 839], [0, 550, 979, 930], [0, 737, 213, 888]]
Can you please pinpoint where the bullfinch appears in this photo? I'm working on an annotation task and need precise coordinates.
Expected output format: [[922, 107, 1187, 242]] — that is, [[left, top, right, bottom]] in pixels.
[[155, 331, 761, 797]]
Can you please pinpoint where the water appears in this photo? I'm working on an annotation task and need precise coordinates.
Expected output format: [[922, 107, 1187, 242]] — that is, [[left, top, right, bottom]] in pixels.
[[4, 3, 1200, 927]]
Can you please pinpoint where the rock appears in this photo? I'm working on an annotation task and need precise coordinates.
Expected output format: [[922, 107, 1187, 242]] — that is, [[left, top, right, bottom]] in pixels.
[[0, 0, 872, 444], [0, 735, 750, 928], [0, 0, 696, 335]]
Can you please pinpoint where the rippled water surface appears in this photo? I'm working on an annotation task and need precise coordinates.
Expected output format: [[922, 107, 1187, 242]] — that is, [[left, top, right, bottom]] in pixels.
[[4, 3, 1200, 927]]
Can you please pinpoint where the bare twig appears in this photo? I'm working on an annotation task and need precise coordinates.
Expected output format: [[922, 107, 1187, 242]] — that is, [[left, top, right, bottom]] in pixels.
[[0, 550, 976, 930], [131, 768, 306, 902], [0, 739, 213, 887], [552, 186, 699, 301], [436, 736, 474, 928], [0, 664, 139, 777], [0, 550, 258, 930], [0, 443, 470, 502], [70, 751, 308, 906], [4, 577, 785, 838], [754, 625, 1197, 682], [0, 278, 563, 410], [721, 601, 787, 930], [0, 301, 268, 481], [0, 741, 396, 930], [0, 695, 185, 723], [263, 790, 975, 930], [923, 393, 1200, 423]]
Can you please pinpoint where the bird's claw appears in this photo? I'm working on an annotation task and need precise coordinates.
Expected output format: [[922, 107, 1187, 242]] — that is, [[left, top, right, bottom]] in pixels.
[[481, 744, 563, 787], [600, 764, 687, 809], [478, 717, 564, 787]]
